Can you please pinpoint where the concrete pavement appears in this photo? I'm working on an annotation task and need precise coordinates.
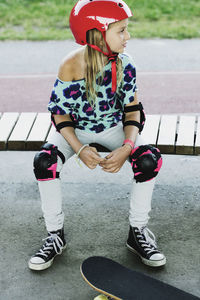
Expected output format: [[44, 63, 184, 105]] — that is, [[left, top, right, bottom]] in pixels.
[[0, 151, 200, 299]]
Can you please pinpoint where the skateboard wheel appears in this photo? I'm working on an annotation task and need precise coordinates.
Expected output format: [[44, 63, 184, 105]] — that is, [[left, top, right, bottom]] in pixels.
[[94, 295, 108, 300]]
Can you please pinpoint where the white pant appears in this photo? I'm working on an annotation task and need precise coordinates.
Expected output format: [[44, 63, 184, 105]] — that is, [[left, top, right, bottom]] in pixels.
[[38, 123, 155, 231]]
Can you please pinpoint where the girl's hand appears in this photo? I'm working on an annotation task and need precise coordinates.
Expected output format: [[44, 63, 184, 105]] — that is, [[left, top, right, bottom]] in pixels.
[[99, 145, 132, 173], [79, 146, 105, 169]]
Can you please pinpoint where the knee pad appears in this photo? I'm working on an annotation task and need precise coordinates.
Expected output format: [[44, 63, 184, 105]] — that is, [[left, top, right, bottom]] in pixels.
[[130, 145, 162, 183], [33, 143, 65, 181]]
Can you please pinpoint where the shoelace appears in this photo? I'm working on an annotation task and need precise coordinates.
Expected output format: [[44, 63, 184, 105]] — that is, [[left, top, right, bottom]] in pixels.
[[136, 227, 158, 255], [36, 233, 64, 258]]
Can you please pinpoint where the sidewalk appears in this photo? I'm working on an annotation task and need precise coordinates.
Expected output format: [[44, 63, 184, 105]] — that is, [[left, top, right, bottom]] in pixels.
[[0, 39, 200, 113], [1, 39, 200, 74], [0, 151, 200, 299]]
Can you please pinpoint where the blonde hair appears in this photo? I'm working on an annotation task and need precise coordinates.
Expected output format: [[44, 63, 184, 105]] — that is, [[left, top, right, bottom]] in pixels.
[[84, 28, 123, 107]]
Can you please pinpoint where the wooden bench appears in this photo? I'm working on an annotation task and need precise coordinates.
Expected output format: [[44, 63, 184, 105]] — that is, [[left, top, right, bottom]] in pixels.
[[0, 112, 200, 155]]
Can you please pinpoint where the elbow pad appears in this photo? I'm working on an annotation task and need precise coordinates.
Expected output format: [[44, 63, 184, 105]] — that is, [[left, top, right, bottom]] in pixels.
[[123, 102, 145, 133], [51, 114, 75, 132]]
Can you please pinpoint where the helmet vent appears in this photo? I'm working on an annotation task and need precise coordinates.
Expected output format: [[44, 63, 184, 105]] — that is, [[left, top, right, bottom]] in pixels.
[[118, 3, 123, 7]]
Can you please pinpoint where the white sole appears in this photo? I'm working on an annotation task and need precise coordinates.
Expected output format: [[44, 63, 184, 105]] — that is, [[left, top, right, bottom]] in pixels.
[[28, 244, 67, 271], [126, 243, 166, 267]]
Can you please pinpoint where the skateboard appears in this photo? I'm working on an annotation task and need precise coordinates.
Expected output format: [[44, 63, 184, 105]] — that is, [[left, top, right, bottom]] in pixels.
[[80, 256, 199, 300]]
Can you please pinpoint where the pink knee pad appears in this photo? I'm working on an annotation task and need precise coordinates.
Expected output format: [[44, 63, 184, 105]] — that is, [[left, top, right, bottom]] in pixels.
[[33, 143, 65, 181], [130, 145, 162, 183]]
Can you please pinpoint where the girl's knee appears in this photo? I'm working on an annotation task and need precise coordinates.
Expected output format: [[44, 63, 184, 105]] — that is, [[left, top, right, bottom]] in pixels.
[[130, 145, 162, 183], [33, 143, 65, 181]]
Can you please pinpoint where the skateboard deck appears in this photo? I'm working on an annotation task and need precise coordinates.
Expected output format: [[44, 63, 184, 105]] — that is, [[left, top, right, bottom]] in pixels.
[[80, 256, 199, 300]]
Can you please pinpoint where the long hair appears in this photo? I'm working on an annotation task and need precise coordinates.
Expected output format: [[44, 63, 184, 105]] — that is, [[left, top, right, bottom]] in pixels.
[[84, 28, 123, 107]]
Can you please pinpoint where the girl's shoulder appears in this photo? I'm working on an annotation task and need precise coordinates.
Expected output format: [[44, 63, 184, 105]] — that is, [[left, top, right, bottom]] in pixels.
[[119, 53, 136, 70], [58, 47, 85, 82]]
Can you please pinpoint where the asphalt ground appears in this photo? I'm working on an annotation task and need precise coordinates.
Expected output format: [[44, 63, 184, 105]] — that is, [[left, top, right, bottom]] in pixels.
[[0, 39, 200, 113], [0, 39, 200, 300]]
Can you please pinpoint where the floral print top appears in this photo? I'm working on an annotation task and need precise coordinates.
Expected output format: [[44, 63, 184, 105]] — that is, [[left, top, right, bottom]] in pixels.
[[48, 53, 137, 133]]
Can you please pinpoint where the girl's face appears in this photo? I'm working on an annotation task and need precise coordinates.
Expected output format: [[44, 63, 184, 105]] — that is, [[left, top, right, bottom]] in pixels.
[[105, 18, 130, 53]]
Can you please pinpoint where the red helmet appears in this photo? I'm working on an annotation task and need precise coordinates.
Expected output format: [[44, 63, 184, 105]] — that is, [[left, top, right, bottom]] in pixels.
[[69, 0, 133, 45]]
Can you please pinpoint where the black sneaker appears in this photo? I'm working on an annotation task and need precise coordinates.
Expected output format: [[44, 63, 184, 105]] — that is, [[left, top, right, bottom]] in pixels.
[[126, 226, 166, 267], [28, 228, 67, 271]]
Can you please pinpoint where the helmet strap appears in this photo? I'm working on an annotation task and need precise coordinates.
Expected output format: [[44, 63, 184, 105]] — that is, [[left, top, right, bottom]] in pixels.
[[87, 31, 118, 93]]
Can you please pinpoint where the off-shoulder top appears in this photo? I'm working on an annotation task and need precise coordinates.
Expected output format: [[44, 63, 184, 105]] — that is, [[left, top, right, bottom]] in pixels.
[[48, 53, 137, 133]]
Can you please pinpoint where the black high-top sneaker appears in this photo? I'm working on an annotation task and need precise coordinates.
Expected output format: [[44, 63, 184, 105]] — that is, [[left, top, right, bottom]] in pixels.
[[126, 226, 166, 267], [28, 228, 67, 271]]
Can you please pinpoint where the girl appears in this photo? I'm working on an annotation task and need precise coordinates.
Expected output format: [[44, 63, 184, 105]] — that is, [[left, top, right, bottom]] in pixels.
[[28, 0, 166, 271]]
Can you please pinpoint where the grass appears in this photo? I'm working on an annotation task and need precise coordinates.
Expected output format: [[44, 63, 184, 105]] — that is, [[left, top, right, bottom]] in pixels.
[[0, 0, 200, 40]]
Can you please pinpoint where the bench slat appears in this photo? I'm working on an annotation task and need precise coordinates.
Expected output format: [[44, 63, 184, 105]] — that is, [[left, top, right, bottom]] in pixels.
[[0, 112, 198, 154], [8, 112, 37, 150], [176, 115, 196, 155], [26, 113, 51, 150], [46, 125, 55, 142], [0, 112, 19, 150], [157, 115, 177, 154], [141, 115, 160, 146], [194, 116, 200, 155]]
